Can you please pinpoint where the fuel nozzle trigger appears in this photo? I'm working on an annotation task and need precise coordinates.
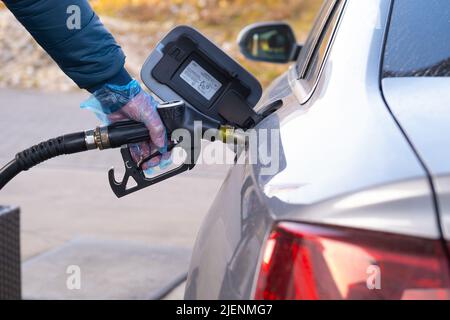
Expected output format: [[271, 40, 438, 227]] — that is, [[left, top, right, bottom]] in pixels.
[[108, 143, 197, 198], [107, 100, 221, 198]]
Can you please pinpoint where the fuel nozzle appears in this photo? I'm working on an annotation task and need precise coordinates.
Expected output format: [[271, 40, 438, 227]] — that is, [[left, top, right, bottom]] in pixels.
[[105, 100, 248, 198], [85, 100, 245, 152], [218, 125, 248, 146]]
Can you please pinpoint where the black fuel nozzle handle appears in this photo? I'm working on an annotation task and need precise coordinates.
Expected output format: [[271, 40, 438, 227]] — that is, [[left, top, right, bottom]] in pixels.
[[106, 121, 150, 148], [101, 100, 221, 149]]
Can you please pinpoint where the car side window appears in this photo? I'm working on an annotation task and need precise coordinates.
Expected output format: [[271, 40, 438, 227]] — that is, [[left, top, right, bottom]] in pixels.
[[296, 0, 345, 94]]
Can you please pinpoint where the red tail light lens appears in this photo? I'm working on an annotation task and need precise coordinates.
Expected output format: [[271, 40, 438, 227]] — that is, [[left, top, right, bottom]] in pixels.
[[254, 222, 450, 300]]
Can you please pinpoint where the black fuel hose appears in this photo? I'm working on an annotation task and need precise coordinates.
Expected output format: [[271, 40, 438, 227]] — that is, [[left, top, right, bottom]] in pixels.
[[0, 132, 87, 190], [0, 120, 155, 191]]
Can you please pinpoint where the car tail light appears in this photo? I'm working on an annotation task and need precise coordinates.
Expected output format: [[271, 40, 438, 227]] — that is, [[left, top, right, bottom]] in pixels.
[[254, 222, 450, 300]]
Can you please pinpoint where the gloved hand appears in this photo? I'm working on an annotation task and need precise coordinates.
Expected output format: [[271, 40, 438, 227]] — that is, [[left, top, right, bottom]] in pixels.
[[81, 79, 171, 173]]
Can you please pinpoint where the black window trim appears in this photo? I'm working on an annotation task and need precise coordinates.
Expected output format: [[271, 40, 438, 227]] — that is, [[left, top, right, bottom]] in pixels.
[[291, 0, 347, 104], [296, 0, 339, 78]]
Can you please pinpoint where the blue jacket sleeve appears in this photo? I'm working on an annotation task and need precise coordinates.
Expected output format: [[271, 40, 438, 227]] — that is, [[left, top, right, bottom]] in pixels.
[[2, 0, 132, 92]]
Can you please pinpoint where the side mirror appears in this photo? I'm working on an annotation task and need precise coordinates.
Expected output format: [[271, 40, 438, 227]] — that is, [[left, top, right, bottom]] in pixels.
[[237, 22, 301, 64]]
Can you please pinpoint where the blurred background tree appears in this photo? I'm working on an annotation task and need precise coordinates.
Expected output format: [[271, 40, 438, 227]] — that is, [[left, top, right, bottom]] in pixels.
[[89, 0, 321, 87], [0, 0, 321, 90]]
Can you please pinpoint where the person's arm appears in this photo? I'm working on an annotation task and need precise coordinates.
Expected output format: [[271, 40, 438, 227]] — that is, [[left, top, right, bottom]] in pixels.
[[2, 0, 131, 92], [3, 0, 170, 170]]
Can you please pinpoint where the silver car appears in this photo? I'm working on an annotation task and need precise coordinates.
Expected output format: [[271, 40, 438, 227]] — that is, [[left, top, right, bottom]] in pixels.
[[185, 0, 450, 299]]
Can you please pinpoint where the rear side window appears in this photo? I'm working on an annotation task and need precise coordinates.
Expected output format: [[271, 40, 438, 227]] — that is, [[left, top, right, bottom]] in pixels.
[[294, 0, 345, 100], [303, 1, 343, 83], [296, 0, 337, 77], [383, 0, 450, 77]]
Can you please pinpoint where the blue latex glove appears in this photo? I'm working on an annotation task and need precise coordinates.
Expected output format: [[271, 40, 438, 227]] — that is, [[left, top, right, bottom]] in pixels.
[[81, 80, 171, 173]]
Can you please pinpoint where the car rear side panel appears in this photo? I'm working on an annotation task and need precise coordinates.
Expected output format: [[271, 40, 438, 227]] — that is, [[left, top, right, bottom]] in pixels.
[[185, 0, 439, 299]]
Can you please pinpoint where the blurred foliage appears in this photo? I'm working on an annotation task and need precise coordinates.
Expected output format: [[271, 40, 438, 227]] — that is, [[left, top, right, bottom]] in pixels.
[[90, 0, 322, 87]]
